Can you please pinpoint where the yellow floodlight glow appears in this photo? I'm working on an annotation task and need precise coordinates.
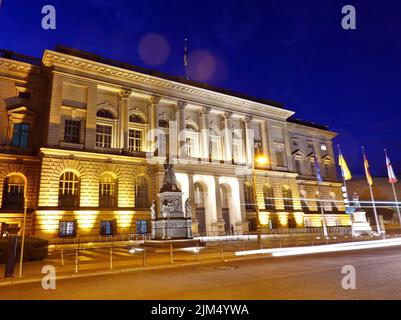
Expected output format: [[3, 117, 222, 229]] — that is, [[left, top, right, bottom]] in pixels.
[[256, 155, 268, 166]]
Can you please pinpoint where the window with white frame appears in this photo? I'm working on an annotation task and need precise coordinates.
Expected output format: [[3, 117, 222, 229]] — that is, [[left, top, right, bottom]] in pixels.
[[129, 112, 147, 152], [185, 137, 193, 157], [96, 109, 117, 148], [64, 120, 81, 143], [129, 129, 142, 151], [185, 123, 200, 158], [99, 173, 117, 208], [96, 125, 112, 148], [210, 128, 222, 161], [58, 171, 80, 208]]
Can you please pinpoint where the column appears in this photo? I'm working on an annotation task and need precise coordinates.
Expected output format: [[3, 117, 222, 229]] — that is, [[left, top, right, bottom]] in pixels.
[[200, 106, 210, 160], [84, 84, 98, 150], [236, 177, 249, 234], [212, 176, 225, 236], [223, 111, 233, 163], [147, 95, 160, 153], [119, 87, 131, 151], [260, 120, 270, 168], [243, 115, 254, 166], [177, 101, 187, 159], [188, 173, 199, 235], [283, 125, 294, 171]]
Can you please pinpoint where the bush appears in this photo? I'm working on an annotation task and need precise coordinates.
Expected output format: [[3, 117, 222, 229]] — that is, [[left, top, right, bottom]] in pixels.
[[0, 237, 48, 264]]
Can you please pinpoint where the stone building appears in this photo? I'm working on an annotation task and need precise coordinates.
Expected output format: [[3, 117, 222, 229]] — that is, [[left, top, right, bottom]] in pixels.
[[0, 46, 351, 238]]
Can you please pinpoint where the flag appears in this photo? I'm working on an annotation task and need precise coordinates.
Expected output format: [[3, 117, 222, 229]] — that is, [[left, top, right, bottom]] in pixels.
[[184, 39, 188, 66], [385, 151, 398, 184], [338, 153, 352, 181], [313, 150, 323, 183], [363, 151, 373, 186]]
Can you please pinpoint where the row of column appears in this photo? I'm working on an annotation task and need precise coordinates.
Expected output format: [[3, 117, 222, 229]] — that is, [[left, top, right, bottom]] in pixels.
[[118, 89, 274, 168]]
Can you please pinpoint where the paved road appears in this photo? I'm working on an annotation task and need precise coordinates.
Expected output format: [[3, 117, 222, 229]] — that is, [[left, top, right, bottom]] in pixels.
[[1, 246, 401, 299]]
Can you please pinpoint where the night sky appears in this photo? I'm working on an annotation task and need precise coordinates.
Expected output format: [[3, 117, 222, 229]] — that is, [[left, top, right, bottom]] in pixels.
[[1, 0, 401, 177]]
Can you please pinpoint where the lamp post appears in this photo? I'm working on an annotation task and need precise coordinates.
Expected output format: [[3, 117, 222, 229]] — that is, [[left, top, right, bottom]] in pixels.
[[252, 153, 268, 250], [19, 197, 28, 277]]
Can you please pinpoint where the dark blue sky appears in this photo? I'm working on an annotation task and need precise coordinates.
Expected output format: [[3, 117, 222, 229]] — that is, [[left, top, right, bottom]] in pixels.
[[1, 0, 401, 177]]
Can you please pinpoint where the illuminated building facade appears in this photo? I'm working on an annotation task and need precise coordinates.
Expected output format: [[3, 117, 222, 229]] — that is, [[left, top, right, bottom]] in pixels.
[[0, 46, 351, 238]]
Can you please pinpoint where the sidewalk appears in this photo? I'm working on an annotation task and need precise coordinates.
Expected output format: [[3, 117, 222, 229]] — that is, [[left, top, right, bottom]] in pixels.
[[0, 235, 386, 287]]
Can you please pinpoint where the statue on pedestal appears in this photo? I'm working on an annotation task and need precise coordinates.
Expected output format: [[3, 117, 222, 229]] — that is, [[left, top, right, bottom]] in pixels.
[[185, 198, 192, 218], [151, 157, 193, 240], [150, 200, 157, 220]]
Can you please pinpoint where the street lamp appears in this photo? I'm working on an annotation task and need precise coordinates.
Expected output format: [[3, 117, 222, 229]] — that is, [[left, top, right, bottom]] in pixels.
[[252, 153, 268, 249], [19, 197, 28, 277]]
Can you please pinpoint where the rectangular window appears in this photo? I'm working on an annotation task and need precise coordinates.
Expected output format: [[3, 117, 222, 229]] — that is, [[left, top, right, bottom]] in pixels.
[[64, 120, 81, 143], [59, 221, 76, 237], [96, 125, 112, 148], [185, 137, 192, 157], [129, 129, 142, 151], [295, 159, 302, 173], [100, 220, 116, 236], [11, 123, 29, 148], [275, 150, 285, 167], [136, 220, 148, 234], [233, 144, 240, 163]]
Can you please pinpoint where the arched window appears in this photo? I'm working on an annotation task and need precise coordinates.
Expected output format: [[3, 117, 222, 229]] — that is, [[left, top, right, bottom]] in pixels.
[[209, 128, 223, 161], [185, 122, 200, 158], [58, 171, 80, 208], [263, 185, 275, 211], [99, 174, 117, 208], [129, 113, 147, 152], [135, 176, 149, 208], [282, 186, 293, 210], [96, 109, 116, 148], [129, 114, 145, 124], [96, 109, 114, 119], [2, 175, 25, 210]]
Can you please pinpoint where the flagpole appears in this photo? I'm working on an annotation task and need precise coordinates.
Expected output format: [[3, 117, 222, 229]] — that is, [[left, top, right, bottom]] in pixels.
[[184, 38, 189, 80], [362, 146, 381, 236], [390, 183, 401, 228], [384, 148, 401, 228], [317, 184, 328, 238], [337, 144, 350, 213], [313, 147, 328, 238]]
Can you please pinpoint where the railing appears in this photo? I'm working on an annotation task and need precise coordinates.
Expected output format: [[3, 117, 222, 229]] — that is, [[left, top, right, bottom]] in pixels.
[[0, 49, 41, 66], [196, 227, 352, 242], [48, 233, 151, 251]]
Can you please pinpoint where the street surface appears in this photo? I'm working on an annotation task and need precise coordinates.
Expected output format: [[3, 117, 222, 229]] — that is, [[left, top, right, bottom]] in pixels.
[[1, 246, 401, 299]]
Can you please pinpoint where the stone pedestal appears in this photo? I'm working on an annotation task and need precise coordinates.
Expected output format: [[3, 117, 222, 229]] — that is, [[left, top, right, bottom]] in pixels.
[[351, 211, 375, 236], [235, 220, 249, 235], [152, 218, 192, 240], [211, 220, 226, 236]]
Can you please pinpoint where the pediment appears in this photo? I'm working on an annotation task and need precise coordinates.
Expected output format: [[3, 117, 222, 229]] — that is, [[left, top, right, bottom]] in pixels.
[[7, 106, 37, 119], [292, 149, 306, 157]]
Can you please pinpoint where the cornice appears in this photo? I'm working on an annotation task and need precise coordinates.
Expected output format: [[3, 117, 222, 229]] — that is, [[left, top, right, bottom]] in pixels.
[[0, 57, 37, 74], [287, 121, 337, 139], [42, 50, 294, 120]]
